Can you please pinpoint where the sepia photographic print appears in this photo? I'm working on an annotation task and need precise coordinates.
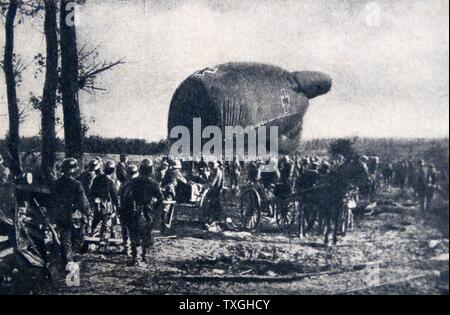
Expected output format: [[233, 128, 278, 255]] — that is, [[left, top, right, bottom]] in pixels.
[[0, 0, 448, 300]]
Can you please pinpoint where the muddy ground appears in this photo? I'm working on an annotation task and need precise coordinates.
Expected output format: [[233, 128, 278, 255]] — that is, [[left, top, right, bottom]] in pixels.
[[17, 187, 450, 295]]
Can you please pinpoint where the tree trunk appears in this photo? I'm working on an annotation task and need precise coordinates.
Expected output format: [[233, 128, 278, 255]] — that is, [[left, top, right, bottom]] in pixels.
[[41, 0, 58, 182], [2, 0, 21, 176], [59, 0, 83, 161]]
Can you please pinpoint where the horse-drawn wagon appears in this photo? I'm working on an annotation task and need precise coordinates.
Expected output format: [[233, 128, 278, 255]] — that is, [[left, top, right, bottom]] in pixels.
[[240, 182, 298, 232], [239, 156, 368, 244], [160, 181, 220, 232]]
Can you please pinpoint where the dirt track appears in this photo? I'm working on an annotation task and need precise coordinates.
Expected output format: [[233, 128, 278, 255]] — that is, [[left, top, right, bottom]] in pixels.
[[43, 187, 448, 295]]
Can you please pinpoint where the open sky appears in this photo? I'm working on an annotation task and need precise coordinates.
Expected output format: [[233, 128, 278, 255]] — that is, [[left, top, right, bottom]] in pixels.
[[0, 0, 448, 141]]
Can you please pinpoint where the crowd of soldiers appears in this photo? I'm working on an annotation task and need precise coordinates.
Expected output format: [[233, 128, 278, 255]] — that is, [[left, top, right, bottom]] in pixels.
[[51, 156, 161, 265], [0, 152, 443, 267], [380, 157, 440, 212], [52, 154, 226, 266], [45, 154, 334, 266]]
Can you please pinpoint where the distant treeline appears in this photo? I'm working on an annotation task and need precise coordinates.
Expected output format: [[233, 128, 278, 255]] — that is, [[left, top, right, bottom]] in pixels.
[[0, 136, 170, 156], [301, 137, 449, 174], [0, 136, 447, 162], [301, 137, 449, 159]]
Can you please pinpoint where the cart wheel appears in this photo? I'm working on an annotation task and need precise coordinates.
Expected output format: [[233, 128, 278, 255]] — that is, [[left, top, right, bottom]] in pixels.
[[240, 189, 261, 231], [275, 199, 297, 232]]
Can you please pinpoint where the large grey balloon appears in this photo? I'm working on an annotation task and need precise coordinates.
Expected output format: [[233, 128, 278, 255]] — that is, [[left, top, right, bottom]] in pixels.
[[168, 62, 332, 154]]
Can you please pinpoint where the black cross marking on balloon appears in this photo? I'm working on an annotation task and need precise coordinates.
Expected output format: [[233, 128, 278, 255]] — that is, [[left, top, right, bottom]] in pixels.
[[281, 89, 290, 113], [195, 67, 218, 76]]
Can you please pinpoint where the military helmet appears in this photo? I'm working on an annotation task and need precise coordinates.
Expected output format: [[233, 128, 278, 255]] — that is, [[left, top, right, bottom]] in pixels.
[[127, 164, 139, 176], [360, 155, 370, 163], [88, 159, 101, 171], [172, 159, 182, 169], [140, 159, 154, 175], [61, 158, 78, 174], [141, 159, 153, 168], [105, 161, 116, 171], [208, 160, 219, 169]]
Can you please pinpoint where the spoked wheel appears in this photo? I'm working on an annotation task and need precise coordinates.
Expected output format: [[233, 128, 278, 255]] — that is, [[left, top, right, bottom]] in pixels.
[[275, 199, 297, 232], [240, 189, 261, 231]]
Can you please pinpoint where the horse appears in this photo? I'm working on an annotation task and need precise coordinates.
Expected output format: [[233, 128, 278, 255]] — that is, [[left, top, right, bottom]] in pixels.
[[298, 155, 370, 245]]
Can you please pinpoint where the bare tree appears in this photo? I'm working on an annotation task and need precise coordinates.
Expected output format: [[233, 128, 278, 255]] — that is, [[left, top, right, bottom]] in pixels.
[[77, 43, 124, 94], [40, 0, 58, 181], [3, 0, 123, 171], [1, 0, 21, 176], [59, 0, 83, 161]]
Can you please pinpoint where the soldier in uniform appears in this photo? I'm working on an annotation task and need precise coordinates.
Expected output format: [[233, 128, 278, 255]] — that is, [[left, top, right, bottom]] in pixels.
[[198, 166, 210, 183], [395, 160, 408, 197], [367, 156, 379, 178], [425, 164, 438, 212], [95, 157, 104, 173], [318, 160, 331, 176], [278, 156, 294, 185], [77, 159, 101, 234], [295, 161, 320, 192], [162, 160, 189, 196], [78, 160, 100, 199], [116, 154, 129, 186], [360, 156, 374, 200], [368, 156, 379, 195], [181, 158, 194, 178], [121, 159, 163, 264], [198, 156, 208, 173], [382, 162, 394, 188], [415, 160, 427, 212], [297, 158, 309, 176], [218, 160, 226, 187], [90, 161, 119, 250], [127, 164, 140, 181], [207, 161, 224, 222], [247, 160, 261, 184], [118, 164, 139, 255], [52, 158, 90, 264], [0, 154, 11, 184], [155, 160, 169, 184], [407, 158, 417, 191], [230, 156, 241, 190]]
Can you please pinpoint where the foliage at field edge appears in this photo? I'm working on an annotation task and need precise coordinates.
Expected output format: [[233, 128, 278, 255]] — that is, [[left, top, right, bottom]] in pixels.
[[0, 136, 170, 157], [0, 136, 448, 167]]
